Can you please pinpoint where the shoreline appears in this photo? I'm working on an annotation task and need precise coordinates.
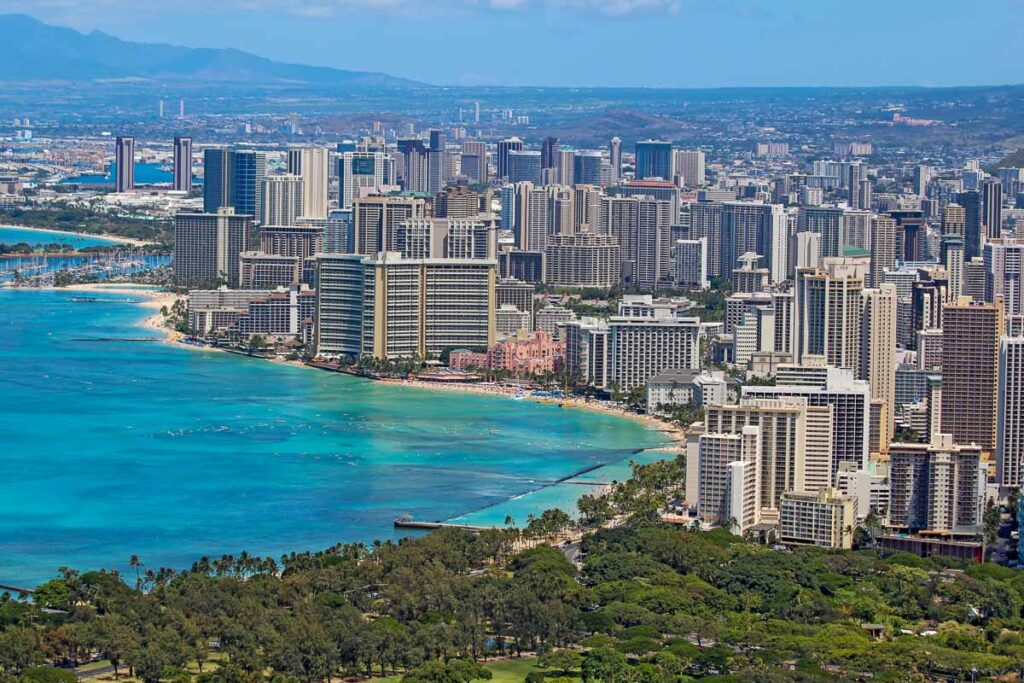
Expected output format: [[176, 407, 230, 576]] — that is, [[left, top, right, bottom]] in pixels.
[[377, 377, 684, 447], [0, 224, 156, 247], [11, 284, 682, 531]]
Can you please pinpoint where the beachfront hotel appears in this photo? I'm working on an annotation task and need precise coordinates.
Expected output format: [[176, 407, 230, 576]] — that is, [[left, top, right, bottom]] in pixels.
[[316, 251, 496, 360], [173, 208, 251, 287]]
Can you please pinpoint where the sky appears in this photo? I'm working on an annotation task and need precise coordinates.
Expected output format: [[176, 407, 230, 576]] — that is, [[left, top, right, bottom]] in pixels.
[[3, 0, 1024, 88]]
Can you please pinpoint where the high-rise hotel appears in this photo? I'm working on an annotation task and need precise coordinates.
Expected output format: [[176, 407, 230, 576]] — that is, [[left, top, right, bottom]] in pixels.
[[316, 252, 496, 360], [173, 208, 251, 287]]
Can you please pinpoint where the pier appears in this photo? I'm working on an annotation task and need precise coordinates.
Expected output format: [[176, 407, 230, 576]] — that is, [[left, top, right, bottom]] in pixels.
[[393, 519, 495, 532]]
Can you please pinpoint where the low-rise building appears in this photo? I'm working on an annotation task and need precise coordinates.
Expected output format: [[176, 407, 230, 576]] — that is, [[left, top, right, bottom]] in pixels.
[[486, 330, 564, 377], [495, 304, 531, 338], [536, 304, 576, 338], [779, 489, 856, 549], [646, 369, 700, 415], [239, 251, 301, 289], [188, 286, 271, 335]]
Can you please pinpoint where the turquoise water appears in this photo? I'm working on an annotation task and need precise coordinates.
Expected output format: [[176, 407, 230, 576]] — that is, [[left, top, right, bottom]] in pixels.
[[0, 226, 118, 248], [0, 290, 667, 587]]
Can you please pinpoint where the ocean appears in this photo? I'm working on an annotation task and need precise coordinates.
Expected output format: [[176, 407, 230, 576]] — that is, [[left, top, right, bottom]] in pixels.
[[0, 290, 667, 587]]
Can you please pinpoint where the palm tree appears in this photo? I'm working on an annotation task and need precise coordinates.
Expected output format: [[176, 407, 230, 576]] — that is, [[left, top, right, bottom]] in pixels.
[[128, 555, 142, 589]]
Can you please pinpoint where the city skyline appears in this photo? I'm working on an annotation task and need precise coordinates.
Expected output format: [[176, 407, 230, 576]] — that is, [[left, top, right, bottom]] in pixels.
[[5, 0, 1024, 88]]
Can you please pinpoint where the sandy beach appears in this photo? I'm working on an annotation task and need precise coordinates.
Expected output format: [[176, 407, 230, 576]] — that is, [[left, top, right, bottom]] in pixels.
[[0, 224, 156, 247], [380, 377, 686, 448]]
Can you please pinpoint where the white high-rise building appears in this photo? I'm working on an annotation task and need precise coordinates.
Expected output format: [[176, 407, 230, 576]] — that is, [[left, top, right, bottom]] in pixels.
[[744, 366, 872, 481], [704, 397, 834, 513], [984, 238, 1024, 318], [794, 257, 868, 370], [697, 426, 762, 533], [599, 196, 672, 290], [288, 147, 330, 218], [338, 152, 387, 210], [261, 175, 304, 227], [860, 285, 898, 449], [997, 335, 1024, 487], [674, 238, 709, 290], [609, 137, 622, 182], [607, 308, 701, 391], [673, 149, 706, 188]]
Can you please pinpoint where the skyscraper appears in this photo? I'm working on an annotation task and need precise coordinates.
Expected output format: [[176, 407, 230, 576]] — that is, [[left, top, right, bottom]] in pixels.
[[173, 208, 251, 286], [609, 137, 622, 182], [460, 141, 488, 184], [506, 150, 542, 185], [942, 203, 966, 236], [573, 151, 603, 186], [673, 149, 706, 188], [261, 175, 304, 226], [941, 297, 1004, 454], [172, 136, 192, 193], [997, 335, 1024, 488], [359, 253, 496, 359], [203, 149, 266, 221], [397, 138, 429, 193], [887, 434, 982, 534], [860, 285, 898, 449], [496, 137, 523, 180], [981, 177, 1003, 242], [115, 136, 135, 193], [797, 206, 845, 258], [688, 201, 724, 279], [744, 367, 871, 479], [558, 148, 578, 186], [287, 147, 329, 218], [961, 190, 984, 260], [337, 152, 386, 210], [941, 235, 965, 302], [427, 129, 447, 195], [634, 140, 673, 180], [540, 136, 560, 171], [353, 195, 427, 256], [720, 202, 788, 285], [795, 258, 867, 370], [230, 150, 267, 222], [868, 215, 897, 289], [600, 196, 672, 290], [203, 148, 231, 213], [984, 238, 1024, 317]]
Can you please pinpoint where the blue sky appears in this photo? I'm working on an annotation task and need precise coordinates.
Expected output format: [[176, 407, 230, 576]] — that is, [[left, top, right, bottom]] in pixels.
[[6, 0, 1024, 87]]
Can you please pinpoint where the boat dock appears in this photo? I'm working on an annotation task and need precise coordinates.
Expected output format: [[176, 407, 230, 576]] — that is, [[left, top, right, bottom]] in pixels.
[[393, 519, 495, 532]]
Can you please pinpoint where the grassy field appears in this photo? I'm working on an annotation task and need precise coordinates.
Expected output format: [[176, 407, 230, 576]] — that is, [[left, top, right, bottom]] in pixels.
[[77, 655, 571, 683], [373, 657, 579, 683]]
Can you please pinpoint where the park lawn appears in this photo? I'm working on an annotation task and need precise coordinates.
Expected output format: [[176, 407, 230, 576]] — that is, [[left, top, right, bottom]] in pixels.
[[487, 657, 546, 682], [372, 656, 577, 683]]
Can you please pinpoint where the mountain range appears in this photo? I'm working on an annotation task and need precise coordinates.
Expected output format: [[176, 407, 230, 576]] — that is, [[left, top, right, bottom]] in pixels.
[[0, 14, 415, 87]]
